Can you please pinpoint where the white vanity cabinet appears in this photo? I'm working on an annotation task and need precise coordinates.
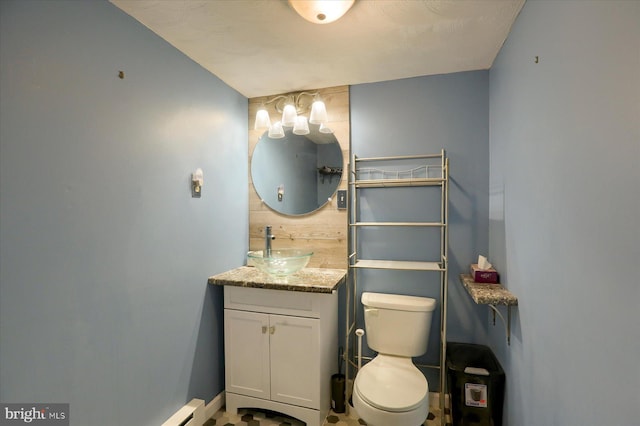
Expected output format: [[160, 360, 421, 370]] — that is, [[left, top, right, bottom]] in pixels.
[[223, 285, 338, 426], [224, 310, 320, 408]]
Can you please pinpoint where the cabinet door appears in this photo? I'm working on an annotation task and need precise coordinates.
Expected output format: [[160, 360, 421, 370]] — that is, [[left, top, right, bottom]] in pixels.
[[224, 309, 270, 399], [269, 314, 320, 409]]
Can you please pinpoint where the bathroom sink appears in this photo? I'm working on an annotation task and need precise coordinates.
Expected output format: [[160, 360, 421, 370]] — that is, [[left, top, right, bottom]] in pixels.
[[247, 249, 313, 277]]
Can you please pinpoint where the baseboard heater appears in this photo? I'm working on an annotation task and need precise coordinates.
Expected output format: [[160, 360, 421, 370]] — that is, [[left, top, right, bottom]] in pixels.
[[162, 398, 205, 426]]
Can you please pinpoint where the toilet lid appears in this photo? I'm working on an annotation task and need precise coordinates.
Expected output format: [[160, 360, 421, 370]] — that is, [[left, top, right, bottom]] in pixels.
[[355, 362, 428, 412]]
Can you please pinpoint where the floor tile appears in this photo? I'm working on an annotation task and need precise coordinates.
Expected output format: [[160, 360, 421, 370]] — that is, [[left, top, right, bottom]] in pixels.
[[207, 404, 452, 426]]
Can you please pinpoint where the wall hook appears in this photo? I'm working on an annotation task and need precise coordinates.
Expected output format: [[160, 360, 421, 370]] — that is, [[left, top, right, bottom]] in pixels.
[[191, 168, 203, 197]]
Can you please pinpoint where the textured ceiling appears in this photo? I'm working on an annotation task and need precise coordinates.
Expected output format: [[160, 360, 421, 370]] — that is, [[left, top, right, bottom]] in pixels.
[[111, 0, 525, 98]]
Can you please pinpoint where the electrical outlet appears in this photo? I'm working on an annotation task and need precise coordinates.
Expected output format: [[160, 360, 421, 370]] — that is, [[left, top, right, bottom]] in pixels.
[[337, 190, 347, 209]]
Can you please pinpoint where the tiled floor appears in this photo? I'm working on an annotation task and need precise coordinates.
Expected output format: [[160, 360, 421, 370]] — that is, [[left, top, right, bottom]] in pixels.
[[205, 401, 452, 426]]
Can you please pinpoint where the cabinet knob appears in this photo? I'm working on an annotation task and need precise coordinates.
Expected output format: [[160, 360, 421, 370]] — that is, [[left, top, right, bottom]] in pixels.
[[262, 326, 268, 334], [269, 326, 276, 335]]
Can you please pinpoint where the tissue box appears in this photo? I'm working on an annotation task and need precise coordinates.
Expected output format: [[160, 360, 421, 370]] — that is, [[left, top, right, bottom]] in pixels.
[[470, 264, 499, 283]]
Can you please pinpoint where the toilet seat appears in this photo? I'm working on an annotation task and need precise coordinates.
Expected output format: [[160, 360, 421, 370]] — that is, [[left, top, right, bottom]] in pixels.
[[354, 356, 428, 413]]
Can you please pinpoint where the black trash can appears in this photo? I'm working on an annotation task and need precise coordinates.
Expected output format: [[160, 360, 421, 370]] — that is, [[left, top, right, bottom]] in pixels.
[[447, 342, 505, 426]]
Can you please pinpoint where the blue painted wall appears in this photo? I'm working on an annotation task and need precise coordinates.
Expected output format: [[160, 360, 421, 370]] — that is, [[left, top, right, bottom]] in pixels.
[[3, 1, 638, 425], [0, 1, 248, 425], [489, 0, 640, 424], [350, 71, 492, 387]]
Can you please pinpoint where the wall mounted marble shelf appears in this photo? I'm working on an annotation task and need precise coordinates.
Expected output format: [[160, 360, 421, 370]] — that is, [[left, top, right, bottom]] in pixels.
[[459, 274, 518, 345]]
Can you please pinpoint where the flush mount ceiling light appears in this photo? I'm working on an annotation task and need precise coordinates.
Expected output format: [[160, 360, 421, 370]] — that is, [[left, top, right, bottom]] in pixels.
[[255, 91, 330, 139], [288, 0, 355, 24]]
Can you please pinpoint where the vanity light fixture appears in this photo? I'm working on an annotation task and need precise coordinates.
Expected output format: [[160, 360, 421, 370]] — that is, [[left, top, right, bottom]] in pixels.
[[288, 0, 355, 25], [254, 108, 271, 130], [319, 122, 333, 134], [268, 121, 285, 139], [255, 91, 332, 138], [281, 101, 298, 127], [309, 100, 327, 124], [293, 116, 310, 135]]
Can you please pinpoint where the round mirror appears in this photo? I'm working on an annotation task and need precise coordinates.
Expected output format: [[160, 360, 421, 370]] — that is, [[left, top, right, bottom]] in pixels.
[[251, 126, 343, 216]]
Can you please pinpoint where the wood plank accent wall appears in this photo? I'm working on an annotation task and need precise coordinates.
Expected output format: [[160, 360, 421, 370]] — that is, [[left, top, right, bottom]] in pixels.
[[248, 86, 349, 269]]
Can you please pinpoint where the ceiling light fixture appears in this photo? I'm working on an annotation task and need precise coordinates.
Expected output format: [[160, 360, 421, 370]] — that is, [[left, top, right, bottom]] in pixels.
[[288, 0, 355, 25], [255, 91, 331, 139]]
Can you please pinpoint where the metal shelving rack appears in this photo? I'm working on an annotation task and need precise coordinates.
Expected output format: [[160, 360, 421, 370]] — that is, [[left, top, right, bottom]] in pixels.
[[345, 150, 449, 424]]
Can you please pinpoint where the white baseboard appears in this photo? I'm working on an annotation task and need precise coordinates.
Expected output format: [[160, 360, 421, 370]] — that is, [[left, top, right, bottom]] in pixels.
[[162, 398, 205, 426], [204, 391, 225, 421], [161, 392, 225, 426]]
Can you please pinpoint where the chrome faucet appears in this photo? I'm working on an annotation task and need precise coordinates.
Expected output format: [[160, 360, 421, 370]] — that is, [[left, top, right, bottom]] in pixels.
[[265, 226, 276, 257]]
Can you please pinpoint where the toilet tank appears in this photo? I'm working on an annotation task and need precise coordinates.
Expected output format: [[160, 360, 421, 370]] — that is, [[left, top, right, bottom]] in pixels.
[[362, 292, 437, 357]]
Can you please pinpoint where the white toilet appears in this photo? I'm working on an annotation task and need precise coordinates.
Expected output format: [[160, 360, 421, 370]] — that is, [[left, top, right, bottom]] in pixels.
[[353, 292, 437, 426]]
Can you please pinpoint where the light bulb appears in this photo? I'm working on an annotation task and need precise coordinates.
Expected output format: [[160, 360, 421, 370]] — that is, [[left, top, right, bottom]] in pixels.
[[281, 104, 297, 127], [309, 100, 328, 124], [268, 121, 285, 139], [319, 122, 334, 134], [293, 116, 310, 135], [254, 107, 271, 130]]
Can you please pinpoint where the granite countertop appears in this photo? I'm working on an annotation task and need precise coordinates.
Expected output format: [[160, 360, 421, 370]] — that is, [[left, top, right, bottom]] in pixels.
[[208, 266, 347, 294], [459, 274, 518, 306]]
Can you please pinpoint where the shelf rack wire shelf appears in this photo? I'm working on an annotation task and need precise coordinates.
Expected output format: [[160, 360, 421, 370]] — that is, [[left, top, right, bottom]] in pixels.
[[345, 150, 449, 425]]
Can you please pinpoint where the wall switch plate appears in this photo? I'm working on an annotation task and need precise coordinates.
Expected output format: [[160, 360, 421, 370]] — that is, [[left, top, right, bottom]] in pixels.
[[337, 190, 347, 209]]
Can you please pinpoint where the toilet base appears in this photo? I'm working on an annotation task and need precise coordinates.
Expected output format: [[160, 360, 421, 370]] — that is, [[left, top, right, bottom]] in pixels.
[[353, 385, 428, 426]]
